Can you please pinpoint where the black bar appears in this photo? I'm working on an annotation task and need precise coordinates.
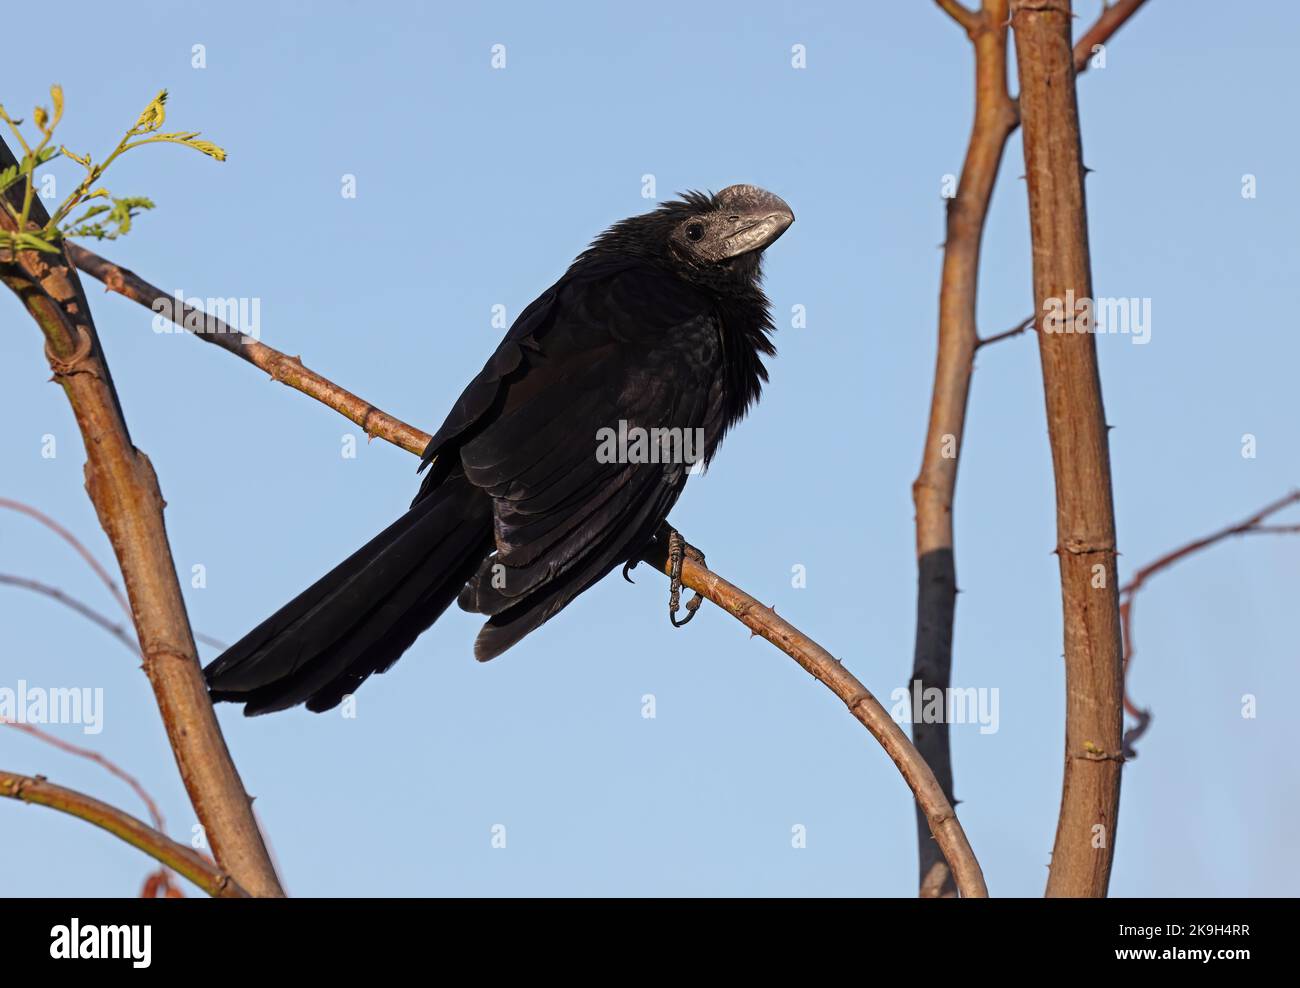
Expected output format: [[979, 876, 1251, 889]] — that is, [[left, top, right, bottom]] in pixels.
[[0, 898, 1275, 973]]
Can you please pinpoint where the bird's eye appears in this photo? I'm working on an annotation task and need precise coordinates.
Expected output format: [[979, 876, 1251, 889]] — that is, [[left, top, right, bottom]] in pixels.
[[685, 223, 705, 242]]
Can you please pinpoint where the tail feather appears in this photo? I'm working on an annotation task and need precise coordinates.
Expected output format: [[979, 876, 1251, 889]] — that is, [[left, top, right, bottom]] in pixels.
[[205, 475, 493, 714], [469, 477, 677, 662]]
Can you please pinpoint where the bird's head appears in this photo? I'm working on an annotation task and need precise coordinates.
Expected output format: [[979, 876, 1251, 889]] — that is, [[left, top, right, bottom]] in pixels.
[[587, 184, 794, 294]]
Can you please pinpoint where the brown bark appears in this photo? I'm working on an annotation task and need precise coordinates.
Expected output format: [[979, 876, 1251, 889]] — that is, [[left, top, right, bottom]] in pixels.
[[915, 0, 1149, 898], [1, 137, 284, 897], [1010, 0, 1125, 897], [913, 0, 1019, 898], [0, 771, 249, 898], [639, 537, 988, 897], [1073, 0, 1152, 78]]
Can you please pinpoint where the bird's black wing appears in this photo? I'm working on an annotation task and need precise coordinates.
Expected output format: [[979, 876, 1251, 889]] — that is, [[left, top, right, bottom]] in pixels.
[[424, 259, 722, 660]]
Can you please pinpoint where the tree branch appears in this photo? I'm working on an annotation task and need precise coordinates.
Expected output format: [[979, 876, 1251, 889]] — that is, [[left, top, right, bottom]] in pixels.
[[4, 720, 165, 829], [66, 243, 430, 456], [1073, 0, 1151, 76], [1120, 491, 1300, 756], [640, 538, 989, 898], [977, 314, 1036, 350], [913, 0, 1020, 899], [935, 0, 982, 35], [0, 573, 142, 657], [69, 247, 989, 898], [0, 496, 131, 616], [1, 137, 284, 897], [1012, 0, 1125, 897], [0, 497, 229, 652], [5, 719, 190, 896], [914, 0, 1147, 899], [0, 770, 247, 898]]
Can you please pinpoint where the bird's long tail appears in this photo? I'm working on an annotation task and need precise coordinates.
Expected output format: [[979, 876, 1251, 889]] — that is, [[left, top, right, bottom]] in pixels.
[[204, 473, 494, 714]]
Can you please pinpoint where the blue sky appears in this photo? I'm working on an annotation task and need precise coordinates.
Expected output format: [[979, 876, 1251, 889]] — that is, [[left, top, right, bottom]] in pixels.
[[2, 0, 1296, 896]]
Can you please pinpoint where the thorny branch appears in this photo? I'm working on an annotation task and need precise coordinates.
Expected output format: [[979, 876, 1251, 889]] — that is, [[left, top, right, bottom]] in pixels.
[[914, 0, 1149, 897], [2, 719, 186, 895], [1, 134, 284, 897], [4, 721, 166, 830], [913, 0, 1019, 899], [0, 770, 247, 898], [67, 243, 429, 457], [1012, 0, 1126, 898]]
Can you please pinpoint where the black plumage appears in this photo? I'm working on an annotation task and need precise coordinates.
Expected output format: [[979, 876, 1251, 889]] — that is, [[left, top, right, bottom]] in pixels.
[[204, 184, 793, 714]]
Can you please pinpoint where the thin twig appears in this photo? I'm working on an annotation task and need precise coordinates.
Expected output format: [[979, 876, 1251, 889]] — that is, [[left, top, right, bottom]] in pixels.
[[977, 314, 1035, 349], [0, 770, 247, 898], [3, 720, 164, 829], [0, 496, 131, 617], [1119, 490, 1300, 756], [1073, 0, 1151, 76], [3, 717, 184, 896], [194, 631, 229, 651], [0, 573, 141, 656], [0, 496, 228, 652]]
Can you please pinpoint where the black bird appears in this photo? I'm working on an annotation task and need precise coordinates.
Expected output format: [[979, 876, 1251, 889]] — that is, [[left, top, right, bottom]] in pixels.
[[205, 184, 794, 714]]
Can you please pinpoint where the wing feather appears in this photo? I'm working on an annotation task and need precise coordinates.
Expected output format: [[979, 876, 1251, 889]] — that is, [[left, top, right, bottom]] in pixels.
[[436, 264, 721, 656]]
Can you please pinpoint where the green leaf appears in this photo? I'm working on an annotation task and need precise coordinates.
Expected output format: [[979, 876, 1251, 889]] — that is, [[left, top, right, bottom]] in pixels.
[[184, 138, 227, 162], [132, 89, 169, 134], [18, 147, 58, 176], [66, 223, 110, 240], [14, 231, 61, 254]]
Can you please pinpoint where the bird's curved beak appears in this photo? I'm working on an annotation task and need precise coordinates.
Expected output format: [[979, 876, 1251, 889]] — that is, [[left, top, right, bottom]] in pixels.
[[716, 185, 795, 260]]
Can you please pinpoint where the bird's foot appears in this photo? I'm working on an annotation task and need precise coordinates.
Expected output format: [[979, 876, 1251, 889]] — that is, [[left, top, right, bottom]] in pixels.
[[663, 526, 706, 628]]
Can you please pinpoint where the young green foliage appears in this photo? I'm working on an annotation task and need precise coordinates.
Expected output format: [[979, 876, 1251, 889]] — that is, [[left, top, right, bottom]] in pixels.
[[0, 86, 226, 255]]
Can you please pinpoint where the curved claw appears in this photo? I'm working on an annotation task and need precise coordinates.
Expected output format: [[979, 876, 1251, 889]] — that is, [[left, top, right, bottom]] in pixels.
[[665, 527, 706, 628], [669, 593, 704, 627], [621, 560, 638, 584]]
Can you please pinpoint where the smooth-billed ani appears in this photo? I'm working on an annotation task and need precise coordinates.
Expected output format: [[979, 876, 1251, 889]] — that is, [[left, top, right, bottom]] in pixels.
[[204, 184, 794, 714]]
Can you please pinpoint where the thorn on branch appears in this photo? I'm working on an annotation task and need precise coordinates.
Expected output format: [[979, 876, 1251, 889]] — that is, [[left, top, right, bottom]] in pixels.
[[1078, 740, 1125, 763]]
